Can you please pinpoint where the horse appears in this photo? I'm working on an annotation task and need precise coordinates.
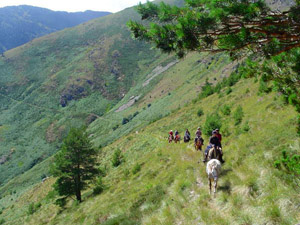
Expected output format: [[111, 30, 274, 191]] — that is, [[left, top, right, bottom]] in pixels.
[[184, 134, 190, 143], [168, 135, 174, 143], [174, 135, 180, 143], [194, 137, 203, 151], [207, 145, 223, 161], [206, 159, 222, 196]]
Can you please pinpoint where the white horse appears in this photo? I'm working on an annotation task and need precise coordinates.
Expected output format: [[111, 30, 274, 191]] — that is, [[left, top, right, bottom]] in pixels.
[[206, 159, 222, 196]]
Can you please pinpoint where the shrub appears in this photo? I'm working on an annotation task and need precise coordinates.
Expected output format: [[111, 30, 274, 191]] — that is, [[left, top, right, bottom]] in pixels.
[[199, 79, 214, 99], [242, 121, 250, 132], [98, 166, 107, 177], [112, 124, 119, 131], [226, 87, 232, 95], [0, 219, 5, 225], [132, 163, 141, 174], [221, 123, 231, 137], [93, 177, 104, 195], [259, 79, 271, 93], [233, 105, 244, 125], [220, 105, 231, 116], [122, 118, 129, 125], [197, 108, 204, 117], [27, 202, 42, 215], [112, 149, 122, 167], [274, 150, 300, 176], [133, 111, 139, 117], [203, 113, 222, 136], [54, 198, 67, 208], [27, 203, 35, 215]]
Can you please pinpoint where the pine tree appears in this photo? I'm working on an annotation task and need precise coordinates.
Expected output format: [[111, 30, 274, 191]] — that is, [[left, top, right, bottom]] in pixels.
[[128, 0, 300, 58], [51, 127, 99, 202]]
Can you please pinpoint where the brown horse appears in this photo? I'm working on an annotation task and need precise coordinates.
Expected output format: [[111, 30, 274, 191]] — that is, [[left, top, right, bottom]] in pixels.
[[194, 138, 203, 151], [208, 146, 223, 161], [168, 135, 174, 143], [174, 135, 180, 143]]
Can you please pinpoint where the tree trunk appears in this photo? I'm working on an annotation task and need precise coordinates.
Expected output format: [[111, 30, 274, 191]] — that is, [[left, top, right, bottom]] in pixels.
[[76, 188, 82, 202]]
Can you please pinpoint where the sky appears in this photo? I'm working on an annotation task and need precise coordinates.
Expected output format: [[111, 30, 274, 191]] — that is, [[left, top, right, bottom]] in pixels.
[[0, 0, 151, 13]]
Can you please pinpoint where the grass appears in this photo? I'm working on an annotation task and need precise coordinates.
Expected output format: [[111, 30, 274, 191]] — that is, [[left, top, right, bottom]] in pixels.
[[0, 5, 165, 187], [1, 77, 299, 224]]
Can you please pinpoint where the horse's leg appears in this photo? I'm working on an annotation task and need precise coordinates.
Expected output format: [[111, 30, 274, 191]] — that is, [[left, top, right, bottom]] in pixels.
[[209, 179, 212, 195], [214, 178, 218, 198]]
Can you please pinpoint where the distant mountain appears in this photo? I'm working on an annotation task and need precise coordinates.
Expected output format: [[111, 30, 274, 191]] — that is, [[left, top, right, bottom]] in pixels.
[[0, 5, 111, 53]]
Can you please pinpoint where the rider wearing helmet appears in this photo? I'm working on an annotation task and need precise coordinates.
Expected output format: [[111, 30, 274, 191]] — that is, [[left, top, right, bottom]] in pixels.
[[169, 130, 174, 140], [184, 129, 191, 141], [203, 130, 224, 163], [194, 127, 202, 144], [215, 128, 222, 146]]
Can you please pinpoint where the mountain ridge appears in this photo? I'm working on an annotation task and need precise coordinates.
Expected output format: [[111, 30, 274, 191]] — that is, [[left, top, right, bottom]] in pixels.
[[0, 5, 111, 53]]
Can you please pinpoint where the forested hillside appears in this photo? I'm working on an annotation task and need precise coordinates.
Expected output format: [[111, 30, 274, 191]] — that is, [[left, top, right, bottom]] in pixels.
[[0, 5, 111, 53]]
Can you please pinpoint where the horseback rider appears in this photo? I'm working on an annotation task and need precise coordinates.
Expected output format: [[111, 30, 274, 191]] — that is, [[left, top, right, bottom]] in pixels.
[[194, 127, 203, 144], [203, 130, 225, 163], [169, 130, 174, 140], [185, 129, 190, 139], [215, 128, 222, 147], [175, 130, 179, 137]]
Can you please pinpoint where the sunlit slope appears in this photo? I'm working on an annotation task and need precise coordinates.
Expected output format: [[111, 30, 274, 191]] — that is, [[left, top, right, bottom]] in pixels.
[[0, 51, 233, 214], [2, 77, 299, 224], [89, 52, 235, 147], [0, 6, 163, 184]]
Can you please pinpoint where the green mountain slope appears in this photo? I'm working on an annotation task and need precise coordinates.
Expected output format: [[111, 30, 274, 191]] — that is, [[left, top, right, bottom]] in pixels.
[[0, 5, 111, 53], [0, 6, 165, 185], [1, 70, 299, 224], [0, 0, 299, 224]]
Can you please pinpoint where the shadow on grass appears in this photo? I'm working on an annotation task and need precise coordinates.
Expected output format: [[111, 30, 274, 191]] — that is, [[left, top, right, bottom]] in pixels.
[[218, 180, 231, 194], [220, 168, 232, 176]]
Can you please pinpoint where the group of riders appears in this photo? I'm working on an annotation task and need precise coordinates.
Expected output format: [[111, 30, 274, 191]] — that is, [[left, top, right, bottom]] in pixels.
[[168, 128, 225, 164]]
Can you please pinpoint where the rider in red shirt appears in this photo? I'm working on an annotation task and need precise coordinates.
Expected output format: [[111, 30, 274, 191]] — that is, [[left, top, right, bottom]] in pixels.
[[169, 130, 174, 140], [215, 129, 222, 142]]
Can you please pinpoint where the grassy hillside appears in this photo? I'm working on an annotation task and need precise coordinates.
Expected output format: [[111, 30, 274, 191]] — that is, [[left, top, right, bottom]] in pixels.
[[0, 6, 167, 185], [0, 0, 299, 224], [0, 74, 299, 224]]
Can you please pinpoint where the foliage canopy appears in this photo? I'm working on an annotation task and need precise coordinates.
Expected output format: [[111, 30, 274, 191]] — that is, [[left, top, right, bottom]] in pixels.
[[128, 0, 300, 58]]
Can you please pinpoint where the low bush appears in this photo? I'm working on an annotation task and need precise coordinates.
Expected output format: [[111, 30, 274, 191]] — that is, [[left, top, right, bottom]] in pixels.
[[226, 87, 232, 95], [199, 79, 214, 99], [27, 202, 41, 215], [112, 149, 123, 167], [54, 198, 67, 208], [132, 163, 141, 174], [220, 105, 231, 116], [233, 105, 244, 125], [242, 121, 250, 132], [274, 150, 300, 176], [203, 113, 222, 136], [197, 108, 204, 117], [93, 177, 104, 195]]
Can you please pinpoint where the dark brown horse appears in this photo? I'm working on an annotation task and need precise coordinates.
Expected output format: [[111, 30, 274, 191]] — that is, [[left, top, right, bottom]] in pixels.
[[194, 138, 203, 151], [174, 135, 180, 143]]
